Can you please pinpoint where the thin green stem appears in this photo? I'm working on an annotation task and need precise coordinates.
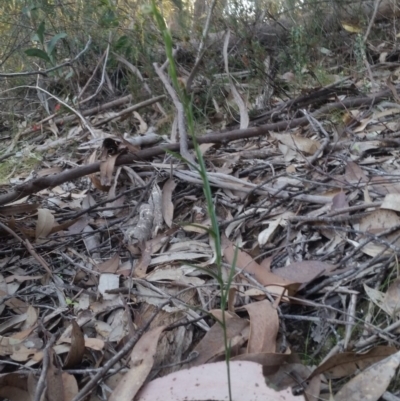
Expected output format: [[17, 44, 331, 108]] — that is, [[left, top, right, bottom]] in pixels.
[[150, 3, 234, 399]]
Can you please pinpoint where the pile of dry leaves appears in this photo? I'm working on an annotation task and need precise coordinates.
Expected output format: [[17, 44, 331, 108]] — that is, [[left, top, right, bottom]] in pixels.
[[3, 51, 400, 401]]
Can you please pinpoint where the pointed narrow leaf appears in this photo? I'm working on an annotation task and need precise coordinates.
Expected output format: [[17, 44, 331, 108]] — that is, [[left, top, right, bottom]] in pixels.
[[25, 48, 51, 63], [36, 21, 45, 45], [47, 32, 67, 56]]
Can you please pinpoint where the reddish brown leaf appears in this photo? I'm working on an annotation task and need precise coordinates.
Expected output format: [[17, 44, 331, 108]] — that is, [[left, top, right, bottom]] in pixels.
[[308, 346, 397, 380], [332, 191, 348, 210], [190, 313, 249, 367], [0, 373, 29, 401], [95, 253, 120, 273], [344, 161, 368, 184], [223, 238, 292, 287], [383, 278, 400, 316], [0, 203, 39, 216], [63, 320, 85, 368]]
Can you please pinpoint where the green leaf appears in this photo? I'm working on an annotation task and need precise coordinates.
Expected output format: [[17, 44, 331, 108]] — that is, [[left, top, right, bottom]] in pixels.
[[170, 0, 183, 10], [25, 48, 51, 63], [114, 35, 129, 51], [100, 9, 119, 28], [36, 21, 45, 45], [22, 4, 38, 16], [47, 32, 67, 56]]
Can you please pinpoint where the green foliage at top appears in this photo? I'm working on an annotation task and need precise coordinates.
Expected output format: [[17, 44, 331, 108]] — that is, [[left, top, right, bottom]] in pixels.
[[25, 20, 67, 65]]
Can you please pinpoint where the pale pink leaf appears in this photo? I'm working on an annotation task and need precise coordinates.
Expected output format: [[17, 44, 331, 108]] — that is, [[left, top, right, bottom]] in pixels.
[[136, 361, 305, 401], [162, 178, 176, 228]]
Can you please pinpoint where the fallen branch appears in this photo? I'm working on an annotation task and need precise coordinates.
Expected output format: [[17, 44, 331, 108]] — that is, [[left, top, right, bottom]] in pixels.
[[0, 37, 92, 78], [0, 87, 394, 206]]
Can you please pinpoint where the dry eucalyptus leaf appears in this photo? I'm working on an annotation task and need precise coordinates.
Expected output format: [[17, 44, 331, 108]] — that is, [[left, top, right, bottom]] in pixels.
[[109, 326, 166, 401], [36, 208, 55, 239], [162, 178, 176, 228], [308, 346, 397, 380], [0, 373, 30, 401], [383, 278, 400, 317], [46, 349, 65, 401], [381, 193, 400, 212], [136, 361, 305, 401], [95, 253, 120, 273], [244, 299, 278, 354], [63, 320, 84, 368], [189, 314, 249, 367], [273, 133, 320, 155], [334, 351, 400, 401]]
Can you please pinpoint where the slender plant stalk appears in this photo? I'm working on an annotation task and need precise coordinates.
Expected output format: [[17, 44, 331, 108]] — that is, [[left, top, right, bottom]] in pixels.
[[150, 3, 235, 400]]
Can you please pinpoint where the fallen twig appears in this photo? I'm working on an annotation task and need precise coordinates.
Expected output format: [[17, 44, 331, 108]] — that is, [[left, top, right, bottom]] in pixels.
[[0, 87, 397, 206], [0, 37, 92, 78]]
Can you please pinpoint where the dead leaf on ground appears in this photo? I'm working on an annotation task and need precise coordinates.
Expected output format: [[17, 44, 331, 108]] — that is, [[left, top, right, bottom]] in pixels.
[[223, 237, 296, 289], [63, 320, 85, 368], [136, 361, 305, 401], [100, 153, 118, 186], [334, 350, 400, 401], [62, 373, 79, 401], [95, 252, 120, 273], [98, 273, 119, 301], [244, 299, 278, 353], [162, 178, 176, 228], [109, 325, 166, 401], [273, 260, 337, 289], [36, 208, 55, 239], [344, 161, 368, 184], [0, 373, 30, 401], [381, 193, 400, 212], [189, 313, 249, 367], [382, 278, 400, 317], [364, 279, 400, 318], [273, 133, 321, 155], [308, 346, 397, 379], [46, 348, 66, 401], [266, 363, 312, 391], [231, 352, 298, 375]]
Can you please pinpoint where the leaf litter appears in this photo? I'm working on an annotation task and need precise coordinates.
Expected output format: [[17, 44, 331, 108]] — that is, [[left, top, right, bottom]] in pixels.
[[4, 34, 400, 401]]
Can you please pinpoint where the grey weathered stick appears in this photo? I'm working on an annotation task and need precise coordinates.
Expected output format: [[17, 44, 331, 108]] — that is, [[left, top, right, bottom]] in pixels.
[[34, 334, 56, 401]]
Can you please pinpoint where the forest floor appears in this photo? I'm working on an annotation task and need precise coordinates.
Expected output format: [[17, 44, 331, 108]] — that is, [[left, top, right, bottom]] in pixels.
[[2, 22, 400, 401]]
